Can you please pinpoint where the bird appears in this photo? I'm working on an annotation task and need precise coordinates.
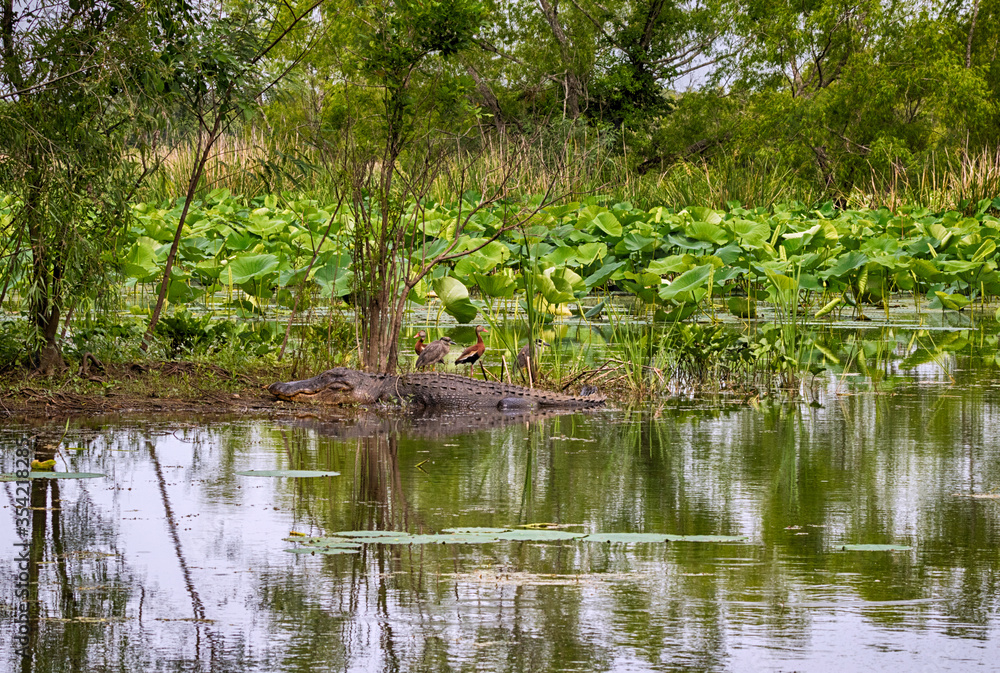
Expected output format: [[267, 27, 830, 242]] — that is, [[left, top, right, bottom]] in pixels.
[[517, 338, 550, 384], [455, 325, 489, 377], [415, 336, 454, 371], [414, 330, 427, 355]]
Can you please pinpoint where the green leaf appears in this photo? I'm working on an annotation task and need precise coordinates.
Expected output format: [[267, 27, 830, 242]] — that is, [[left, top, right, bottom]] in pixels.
[[433, 276, 479, 323], [840, 544, 912, 552], [122, 239, 158, 280], [471, 270, 516, 298], [822, 251, 868, 279], [589, 210, 623, 237], [0, 472, 104, 481], [933, 291, 971, 311], [685, 221, 729, 245], [659, 264, 713, 301], [687, 206, 723, 224], [534, 273, 574, 305], [584, 260, 627, 288], [647, 254, 695, 275], [583, 533, 669, 543], [575, 242, 606, 265], [495, 530, 586, 541], [227, 254, 279, 284]]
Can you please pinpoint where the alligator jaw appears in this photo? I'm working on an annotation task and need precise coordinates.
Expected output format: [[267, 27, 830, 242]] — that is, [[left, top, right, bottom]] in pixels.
[[267, 368, 382, 404]]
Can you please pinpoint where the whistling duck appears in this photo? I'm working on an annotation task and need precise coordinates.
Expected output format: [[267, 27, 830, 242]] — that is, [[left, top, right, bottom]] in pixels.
[[414, 330, 427, 355], [415, 336, 454, 370], [455, 325, 489, 377]]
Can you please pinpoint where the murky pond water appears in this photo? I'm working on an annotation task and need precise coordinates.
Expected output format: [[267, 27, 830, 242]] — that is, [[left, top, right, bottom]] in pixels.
[[3, 365, 1000, 672]]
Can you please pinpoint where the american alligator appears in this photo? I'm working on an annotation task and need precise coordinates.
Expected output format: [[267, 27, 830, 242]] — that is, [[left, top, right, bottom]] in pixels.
[[267, 367, 606, 409]]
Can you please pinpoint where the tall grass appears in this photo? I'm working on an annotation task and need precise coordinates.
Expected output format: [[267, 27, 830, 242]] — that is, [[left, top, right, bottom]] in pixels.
[[145, 124, 1000, 214], [847, 148, 1000, 213]]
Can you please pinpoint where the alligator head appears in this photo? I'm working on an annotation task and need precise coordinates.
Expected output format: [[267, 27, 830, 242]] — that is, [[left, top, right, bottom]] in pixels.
[[267, 367, 388, 404]]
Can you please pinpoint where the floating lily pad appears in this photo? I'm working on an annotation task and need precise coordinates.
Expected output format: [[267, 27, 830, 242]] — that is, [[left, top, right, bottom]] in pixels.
[[664, 535, 749, 543], [583, 533, 670, 544], [0, 472, 104, 481], [362, 534, 436, 545], [840, 544, 912, 552], [441, 527, 511, 534], [235, 470, 341, 478], [496, 530, 586, 541], [291, 538, 362, 549], [439, 534, 502, 544], [285, 547, 359, 555], [331, 530, 409, 539], [303, 541, 361, 549]]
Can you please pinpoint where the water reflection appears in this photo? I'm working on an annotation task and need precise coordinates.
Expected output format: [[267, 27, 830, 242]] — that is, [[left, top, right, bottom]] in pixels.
[[2, 378, 1000, 672]]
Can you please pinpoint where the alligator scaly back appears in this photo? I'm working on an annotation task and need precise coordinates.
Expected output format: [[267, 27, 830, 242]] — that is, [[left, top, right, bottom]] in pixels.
[[396, 372, 605, 409], [267, 368, 605, 409]]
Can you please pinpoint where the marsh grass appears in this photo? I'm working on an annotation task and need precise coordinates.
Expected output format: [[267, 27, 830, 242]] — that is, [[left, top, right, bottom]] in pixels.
[[847, 148, 1000, 213], [146, 126, 999, 215]]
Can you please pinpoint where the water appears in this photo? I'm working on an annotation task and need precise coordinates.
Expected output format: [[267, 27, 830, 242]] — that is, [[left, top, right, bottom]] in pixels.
[[2, 371, 1000, 672]]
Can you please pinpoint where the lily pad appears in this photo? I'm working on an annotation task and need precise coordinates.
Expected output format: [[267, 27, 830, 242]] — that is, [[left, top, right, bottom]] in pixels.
[[441, 527, 511, 534], [361, 534, 439, 545], [286, 537, 362, 548], [496, 530, 586, 541], [583, 533, 670, 544], [663, 535, 749, 543], [235, 470, 341, 478], [331, 530, 409, 539], [0, 472, 104, 481], [285, 547, 359, 555], [840, 544, 912, 552]]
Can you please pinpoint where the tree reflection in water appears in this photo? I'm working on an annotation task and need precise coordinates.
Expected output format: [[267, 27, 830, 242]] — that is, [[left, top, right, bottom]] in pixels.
[[2, 386, 1000, 672]]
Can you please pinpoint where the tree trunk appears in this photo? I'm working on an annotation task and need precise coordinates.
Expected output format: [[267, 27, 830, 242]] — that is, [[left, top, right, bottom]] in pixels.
[[141, 126, 221, 352], [966, 0, 981, 68], [26, 180, 65, 375], [537, 0, 583, 118]]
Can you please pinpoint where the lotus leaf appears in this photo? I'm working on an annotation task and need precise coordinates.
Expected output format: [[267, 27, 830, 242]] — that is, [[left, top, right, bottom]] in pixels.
[[659, 264, 713, 301], [471, 270, 516, 298], [584, 260, 627, 288], [496, 530, 586, 541], [575, 242, 606, 264], [0, 472, 104, 481], [687, 206, 724, 224], [579, 208, 622, 237], [663, 535, 749, 543], [840, 544, 912, 551], [285, 547, 359, 555], [228, 254, 280, 284], [123, 240, 159, 280], [332, 530, 410, 538], [583, 533, 670, 543], [686, 221, 729, 245], [433, 276, 479, 323]]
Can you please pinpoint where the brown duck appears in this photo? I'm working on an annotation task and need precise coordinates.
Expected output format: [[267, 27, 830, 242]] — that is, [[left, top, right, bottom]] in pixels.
[[415, 336, 454, 371], [455, 325, 489, 377]]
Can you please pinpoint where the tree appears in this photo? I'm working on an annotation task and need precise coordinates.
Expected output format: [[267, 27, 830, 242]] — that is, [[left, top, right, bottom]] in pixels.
[[315, 0, 568, 373], [138, 0, 326, 350], [0, 0, 167, 372]]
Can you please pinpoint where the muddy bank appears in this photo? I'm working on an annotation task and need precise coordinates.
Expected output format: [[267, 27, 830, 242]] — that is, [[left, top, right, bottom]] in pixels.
[[0, 360, 282, 419]]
